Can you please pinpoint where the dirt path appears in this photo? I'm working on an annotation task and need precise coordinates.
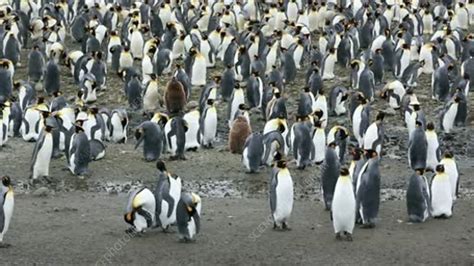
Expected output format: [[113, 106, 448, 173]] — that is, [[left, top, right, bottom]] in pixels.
[[1, 192, 473, 265]]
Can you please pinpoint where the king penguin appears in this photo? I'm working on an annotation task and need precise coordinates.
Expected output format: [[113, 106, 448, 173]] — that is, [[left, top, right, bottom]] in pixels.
[[154, 160, 182, 231], [124, 187, 156, 233], [425, 122, 441, 171], [176, 192, 201, 242], [199, 99, 218, 149], [30, 118, 55, 182], [270, 154, 294, 231], [320, 142, 341, 210], [242, 132, 264, 173], [356, 150, 381, 228], [135, 121, 165, 162], [229, 115, 252, 154], [440, 151, 459, 201], [0, 175, 14, 248], [332, 167, 356, 241], [164, 116, 188, 160], [406, 169, 430, 223], [408, 120, 428, 170], [68, 123, 91, 176], [430, 164, 453, 218]]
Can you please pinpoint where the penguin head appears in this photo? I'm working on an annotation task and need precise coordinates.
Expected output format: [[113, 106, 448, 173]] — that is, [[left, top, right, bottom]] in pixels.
[[415, 120, 423, 127], [313, 108, 324, 120], [443, 151, 454, 159], [124, 211, 134, 225], [351, 147, 362, 161], [1, 175, 11, 187], [426, 122, 435, 131], [366, 149, 378, 159], [435, 164, 445, 173], [156, 160, 167, 173], [328, 142, 337, 149], [207, 99, 215, 106], [340, 167, 350, 177]]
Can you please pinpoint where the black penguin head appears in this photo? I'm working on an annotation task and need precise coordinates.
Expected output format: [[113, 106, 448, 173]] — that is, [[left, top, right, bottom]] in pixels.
[[444, 151, 454, 159], [276, 159, 287, 169], [156, 160, 167, 172], [1, 175, 11, 186], [340, 167, 350, 176], [351, 147, 362, 160], [435, 164, 445, 173], [328, 142, 336, 149], [415, 168, 425, 175], [313, 109, 324, 120], [415, 120, 422, 127], [426, 122, 435, 130], [207, 99, 215, 106]]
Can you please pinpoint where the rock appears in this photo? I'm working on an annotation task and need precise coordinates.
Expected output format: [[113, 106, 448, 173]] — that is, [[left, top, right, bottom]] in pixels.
[[33, 187, 49, 197]]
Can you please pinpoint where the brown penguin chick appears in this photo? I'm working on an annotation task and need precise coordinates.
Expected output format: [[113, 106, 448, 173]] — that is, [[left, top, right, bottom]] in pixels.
[[164, 76, 187, 115], [228, 116, 252, 154]]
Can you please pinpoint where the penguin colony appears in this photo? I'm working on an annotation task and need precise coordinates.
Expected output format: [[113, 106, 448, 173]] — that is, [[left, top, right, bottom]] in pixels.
[[0, 0, 471, 245]]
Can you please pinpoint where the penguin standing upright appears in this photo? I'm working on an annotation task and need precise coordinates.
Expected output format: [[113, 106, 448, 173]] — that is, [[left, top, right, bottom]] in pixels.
[[154, 161, 182, 231], [406, 169, 430, 223], [199, 99, 217, 148], [135, 121, 165, 162], [363, 112, 385, 155], [27, 45, 45, 84], [164, 116, 188, 160], [290, 119, 314, 170], [183, 107, 200, 151], [110, 109, 128, 143], [189, 48, 207, 86], [312, 119, 326, 164], [320, 142, 341, 210], [30, 118, 55, 181], [124, 187, 156, 233], [352, 96, 370, 147], [242, 132, 264, 173], [44, 58, 61, 95], [229, 116, 252, 154], [322, 48, 337, 80], [68, 123, 91, 176], [0, 175, 14, 248], [440, 151, 459, 201], [270, 155, 294, 231], [440, 94, 461, 133], [176, 192, 201, 242], [332, 167, 356, 241], [165, 77, 187, 115], [356, 150, 380, 228], [408, 120, 427, 170], [430, 164, 453, 218], [425, 122, 441, 171]]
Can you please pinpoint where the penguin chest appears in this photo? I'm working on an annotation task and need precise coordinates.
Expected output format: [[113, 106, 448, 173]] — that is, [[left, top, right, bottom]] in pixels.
[[202, 110, 217, 141], [230, 92, 245, 123], [111, 115, 126, 142], [191, 57, 207, 86], [425, 135, 439, 169], [334, 93, 346, 115], [143, 85, 160, 111], [312, 130, 326, 163], [22, 109, 40, 140], [34, 134, 53, 177], [352, 106, 363, 141], [332, 178, 356, 233], [242, 147, 250, 170], [274, 173, 294, 222], [441, 159, 459, 199], [442, 104, 458, 133], [363, 124, 379, 150], [187, 216, 197, 239], [293, 46, 303, 69], [142, 56, 154, 76], [1, 191, 14, 236], [130, 33, 144, 59], [431, 177, 453, 217], [184, 112, 200, 149]]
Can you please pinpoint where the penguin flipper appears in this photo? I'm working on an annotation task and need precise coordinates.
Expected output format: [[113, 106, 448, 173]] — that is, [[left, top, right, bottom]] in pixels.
[[30, 130, 46, 171], [192, 211, 200, 234], [0, 194, 4, 232], [270, 169, 278, 214]]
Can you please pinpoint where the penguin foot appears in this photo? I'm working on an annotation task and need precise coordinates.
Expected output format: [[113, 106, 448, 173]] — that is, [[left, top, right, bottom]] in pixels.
[[282, 223, 291, 231], [162, 227, 174, 233], [360, 223, 376, 229], [345, 232, 353, 241], [42, 176, 53, 184], [0, 243, 10, 248], [335, 233, 342, 241]]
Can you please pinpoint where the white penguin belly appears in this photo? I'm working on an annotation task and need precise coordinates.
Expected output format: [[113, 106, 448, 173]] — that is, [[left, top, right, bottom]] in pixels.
[[202, 112, 217, 144], [0, 192, 14, 241], [273, 175, 294, 224], [191, 57, 207, 86], [332, 179, 356, 233], [442, 159, 459, 200], [187, 217, 197, 239], [242, 148, 250, 171], [111, 115, 126, 142], [363, 124, 378, 151], [431, 178, 453, 217], [22, 109, 41, 141], [442, 104, 457, 133], [184, 112, 200, 149], [313, 130, 326, 163], [130, 32, 144, 59], [353, 107, 363, 146], [33, 134, 53, 179]]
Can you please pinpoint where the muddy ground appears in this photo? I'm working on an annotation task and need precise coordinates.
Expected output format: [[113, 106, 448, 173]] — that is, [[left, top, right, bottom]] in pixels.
[[0, 19, 473, 264]]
